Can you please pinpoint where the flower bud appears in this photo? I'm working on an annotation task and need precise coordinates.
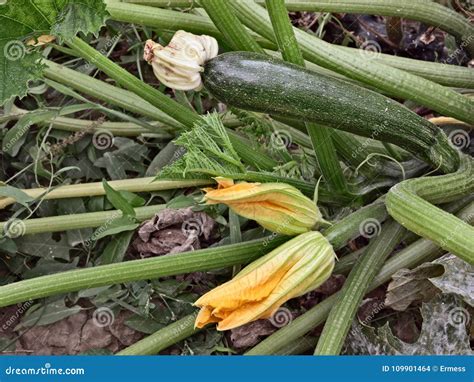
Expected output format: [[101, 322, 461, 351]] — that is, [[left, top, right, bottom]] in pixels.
[[144, 30, 218, 90], [195, 231, 335, 330], [203, 177, 323, 235]]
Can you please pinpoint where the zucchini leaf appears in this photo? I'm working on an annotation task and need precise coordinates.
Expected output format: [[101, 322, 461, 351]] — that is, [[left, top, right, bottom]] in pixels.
[[385, 254, 474, 310], [345, 294, 472, 355], [0, 0, 109, 105], [157, 113, 246, 180]]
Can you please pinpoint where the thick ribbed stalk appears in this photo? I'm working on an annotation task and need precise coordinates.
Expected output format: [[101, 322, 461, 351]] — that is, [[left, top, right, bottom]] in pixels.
[[122, 0, 473, 56], [315, 219, 405, 355], [65, 37, 277, 170], [68, 38, 198, 128], [265, 0, 347, 194], [231, 1, 474, 124], [41, 117, 164, 137], [201, 0, 264, 52], [386, 156, 474, 263], [246, 201, 474, 355], [0, 178, 210, 210], [0, 198, 386, 307], [273, 0, 474, 56], [0, 205, 165, 235], [336, 47, 474, 89], [117, 314, 199, 355], [43, 60, 183, 129], [42, 61, 241, 131], [0, 236, 288, 308], [274, 336, 317, 355], [106, 1, 474, 89], [323, 198, 387, 249]]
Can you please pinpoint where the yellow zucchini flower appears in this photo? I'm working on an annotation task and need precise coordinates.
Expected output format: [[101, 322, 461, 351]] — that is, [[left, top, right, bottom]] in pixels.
[[203, 178, 323, 235], [194, 231, 335, 330]]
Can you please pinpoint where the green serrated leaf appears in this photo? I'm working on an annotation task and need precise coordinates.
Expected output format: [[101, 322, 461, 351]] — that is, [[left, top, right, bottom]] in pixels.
[[0, 0, 108, 105], [50, 0, 109, 42]]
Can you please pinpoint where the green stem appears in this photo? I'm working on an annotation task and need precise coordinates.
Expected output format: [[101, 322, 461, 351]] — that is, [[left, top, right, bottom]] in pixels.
[[68, 37, 198, 128], [1, 205, 165, 235], [43, 60, 183, 130], [42, 117, 165, 137], [0, 198, 387, 307], [200, 0, 264, 52], [0, 236, 288, 308], [245, 200, 474, 355], [117, 313, 199, 355], [0, 178, 210, 210], [386, 155, 474, 263], [65, 38, 276, 170], [274, 336, 318, 355], [315, 219, 405, 355], [107, 2, 474, 89], [323, 198, 387, 249], [122, 0, 473, 57], [274, 0, 474, 56], [265, 0, 347, 194], [41, 63, 241, 133], [336, 46, 474, 89], [231, 1, 474, 124]]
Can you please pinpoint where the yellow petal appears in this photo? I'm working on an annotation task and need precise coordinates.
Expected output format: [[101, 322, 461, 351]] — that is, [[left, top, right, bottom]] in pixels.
[[193, 232, 336, 330], [195, 256, 296, 310], [214, 177, 235, 189], [195, 306, 218, 328]]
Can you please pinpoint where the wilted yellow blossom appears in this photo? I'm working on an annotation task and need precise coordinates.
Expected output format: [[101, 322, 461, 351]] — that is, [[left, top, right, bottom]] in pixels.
[[144, 30, 218, 90], [194, 231, 335, 330], [203, 177, 323, 235]]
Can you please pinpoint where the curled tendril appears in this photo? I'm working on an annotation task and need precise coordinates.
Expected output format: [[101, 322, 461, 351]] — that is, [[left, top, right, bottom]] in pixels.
[[144, 30, 219, 91]]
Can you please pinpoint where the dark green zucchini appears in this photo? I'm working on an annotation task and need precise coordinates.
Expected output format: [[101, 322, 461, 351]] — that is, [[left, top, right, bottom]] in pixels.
[[203, 52, 460, 173]]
